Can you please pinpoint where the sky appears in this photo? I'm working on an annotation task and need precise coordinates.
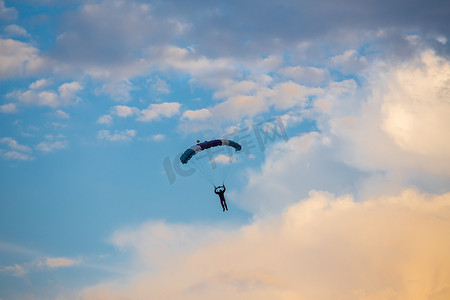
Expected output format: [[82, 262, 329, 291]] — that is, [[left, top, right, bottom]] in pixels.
[[1, 0, 450, 299]]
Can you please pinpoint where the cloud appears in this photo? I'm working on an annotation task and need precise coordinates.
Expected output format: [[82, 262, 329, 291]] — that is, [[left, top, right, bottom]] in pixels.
[[97, 129, 137, 142], [150, 134, 165, 142], [111, 105, 139, 118], [98, 80, 134, 102], [322, 50, 450, 180], [151, 77, 171, 94], [0, 137, 33, 161], [0, 0, 17, 22], [330, 49, 368, 74], [280, 65, 331, 86], [44, 257, 78, 269], [58, 81, 83, 102], [0, 137, 32, 153], [36, 140, 68, 153], [210, 154, 237, 165], [79, 189, 450, 300], [137, 102, 181, 122], [29, 78, 52, 89], [0, 256, 80, 277], [179, 79, 323, 132], [0, 103, 17, 113], [10, 81, 83, 108], [55, 109, 70, 119], [182, 108, 212, 120], [3, 24, 29, 37], [0, 38, 47, 78], [97, 115, 113, 126]]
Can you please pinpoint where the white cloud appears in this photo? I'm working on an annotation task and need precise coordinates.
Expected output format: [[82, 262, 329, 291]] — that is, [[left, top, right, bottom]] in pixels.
[[280, 65, 330, 86], [151, 134, 165, 141], [210, 154, 237, 165], [4, 24, 29, 37], [29, 78, 52, 89], [0, 0, 17, 22], [182, 108, 212, 120], [179, 79, 323, 132], [97, 114, 113, 126], [323, 50, 450, 179], [36, 140, 68, 153], [99, 80, 134, 102], [112, 105, 139, 118], [0, 150, 33, 161], [139, 134, 166, 142], [0, 103, 17, 113], [80, 189, 450, 300], [331, 49, 368, 74], [137, 102, 181, 122], [152, 77, 170, 94], [11, 81, 83, 108], [380, 50, 450, 160], [58, 81, 83, 102], [0, 264, 26, 277], [0, 38, 46, 78], [0, 137, 34, 161], [97, 129, 137, 142], [55, 109, 70, 119], [0, 137, 32, 153]]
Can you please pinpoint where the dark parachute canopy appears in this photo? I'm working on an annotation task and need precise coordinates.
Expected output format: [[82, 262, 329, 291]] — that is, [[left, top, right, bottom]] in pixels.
[[180, 139, 242, 164]]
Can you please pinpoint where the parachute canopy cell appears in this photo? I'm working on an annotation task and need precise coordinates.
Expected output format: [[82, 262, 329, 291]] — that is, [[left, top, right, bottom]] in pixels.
[[180, 139, 242, 164]]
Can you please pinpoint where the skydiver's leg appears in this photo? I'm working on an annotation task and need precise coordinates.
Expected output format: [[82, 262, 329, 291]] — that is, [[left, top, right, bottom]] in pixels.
[[221, 200, 225, 211], [224, 199, 228, 211]]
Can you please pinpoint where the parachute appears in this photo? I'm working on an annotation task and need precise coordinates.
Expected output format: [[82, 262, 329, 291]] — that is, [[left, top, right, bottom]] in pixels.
[[180, 139, 242, 164]]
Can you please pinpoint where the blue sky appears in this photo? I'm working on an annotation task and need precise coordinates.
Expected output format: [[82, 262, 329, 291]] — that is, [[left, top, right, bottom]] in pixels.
[[1, 0, 450, 299]]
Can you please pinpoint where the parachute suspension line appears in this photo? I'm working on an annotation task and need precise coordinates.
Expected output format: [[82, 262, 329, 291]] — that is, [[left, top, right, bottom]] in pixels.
[[191, 159, 215, 187], [220, 153, 234, 184]]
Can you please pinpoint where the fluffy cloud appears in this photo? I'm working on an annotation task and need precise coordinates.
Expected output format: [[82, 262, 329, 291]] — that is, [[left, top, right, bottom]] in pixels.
[[137, 102, 181, 122], [97, 129, 137, 142], [111, 105, 139, 118], [179, 78, 323, 132], [3, 24, 29, 37], [79, 189, 450, 300], [182, 108, 212, 120], [97, 114, 113, 126], [323, 50, 450, 180], [10, 80, 83, 108], [330, 49, 368, 74], [0, 103, 17, 113], [0, 0, 17, 22], [0, 38, 46, 78], [280, 66, 330, 86]]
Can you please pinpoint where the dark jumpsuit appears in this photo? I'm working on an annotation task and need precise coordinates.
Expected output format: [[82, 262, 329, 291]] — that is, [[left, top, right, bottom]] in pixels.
[[215, 186, 228, 211]]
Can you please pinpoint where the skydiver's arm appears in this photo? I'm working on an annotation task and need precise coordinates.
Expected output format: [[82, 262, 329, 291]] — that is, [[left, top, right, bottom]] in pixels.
[[223, 185, 226, 192]]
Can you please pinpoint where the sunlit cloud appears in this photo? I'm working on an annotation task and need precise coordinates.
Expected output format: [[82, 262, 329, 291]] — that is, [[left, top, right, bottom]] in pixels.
[[0, 256, 80, 277], [79, 189, 450, 300]]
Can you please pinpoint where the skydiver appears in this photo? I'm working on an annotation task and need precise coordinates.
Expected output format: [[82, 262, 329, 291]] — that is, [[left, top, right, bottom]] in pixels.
[[214, 184, 228, 212]]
